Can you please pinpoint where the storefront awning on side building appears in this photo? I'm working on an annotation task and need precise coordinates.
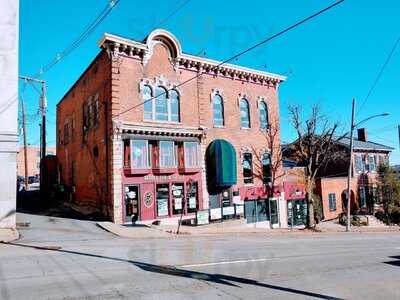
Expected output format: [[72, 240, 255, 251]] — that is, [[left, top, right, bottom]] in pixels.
[[206, 139, 237, 188]]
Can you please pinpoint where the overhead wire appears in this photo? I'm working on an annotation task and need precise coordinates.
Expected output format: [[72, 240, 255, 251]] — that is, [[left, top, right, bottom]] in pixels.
[[118, 0, 345, 117]]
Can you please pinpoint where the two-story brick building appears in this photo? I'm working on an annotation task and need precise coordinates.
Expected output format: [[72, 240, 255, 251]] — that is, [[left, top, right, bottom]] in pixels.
[[56, 29, 286, 225], [284, 128, 393, 221]]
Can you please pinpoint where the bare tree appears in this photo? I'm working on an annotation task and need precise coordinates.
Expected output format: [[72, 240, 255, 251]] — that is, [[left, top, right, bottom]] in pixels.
[[253, 120, 285, 198], [286, 105, 345, 228]]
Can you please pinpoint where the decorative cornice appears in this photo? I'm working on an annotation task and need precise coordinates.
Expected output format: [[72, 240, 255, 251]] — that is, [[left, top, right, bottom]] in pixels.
[[98, 29, 286, 85]]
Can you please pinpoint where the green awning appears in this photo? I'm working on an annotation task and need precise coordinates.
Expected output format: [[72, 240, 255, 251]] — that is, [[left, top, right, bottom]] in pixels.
[[206, 139, 237, 188]]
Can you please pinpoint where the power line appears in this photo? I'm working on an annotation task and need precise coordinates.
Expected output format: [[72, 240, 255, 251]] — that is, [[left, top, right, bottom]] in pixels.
[[154, 0, 193, 28], [356, 36, 400, 116], [32, 0, 121, 78], [118, 0, 345, 116]]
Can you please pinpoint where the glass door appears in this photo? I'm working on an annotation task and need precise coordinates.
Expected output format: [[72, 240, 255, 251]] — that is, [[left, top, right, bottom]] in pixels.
[[269, 198, 279, 228], [124, 185, 139, 223]]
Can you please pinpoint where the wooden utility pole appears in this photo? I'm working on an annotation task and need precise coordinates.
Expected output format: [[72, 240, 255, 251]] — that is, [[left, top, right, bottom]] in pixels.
[[21, 99, 29, 190]]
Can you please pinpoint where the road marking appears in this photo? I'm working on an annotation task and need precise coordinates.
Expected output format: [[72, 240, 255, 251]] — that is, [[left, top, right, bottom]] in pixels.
[[180, 258, 274, 268]]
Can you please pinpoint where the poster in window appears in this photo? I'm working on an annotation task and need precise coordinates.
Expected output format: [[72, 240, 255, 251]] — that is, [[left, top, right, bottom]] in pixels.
[[174, 197, 182, 210], [157, 198, 168, 216], [189, 197, 196, 209]]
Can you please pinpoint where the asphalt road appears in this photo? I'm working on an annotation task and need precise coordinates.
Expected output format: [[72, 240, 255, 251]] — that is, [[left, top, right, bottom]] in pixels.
[[0, 213, 399, 300]]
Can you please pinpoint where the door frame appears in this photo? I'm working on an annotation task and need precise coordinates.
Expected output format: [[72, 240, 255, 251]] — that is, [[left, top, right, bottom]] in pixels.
[[123, 184, 140, 223]]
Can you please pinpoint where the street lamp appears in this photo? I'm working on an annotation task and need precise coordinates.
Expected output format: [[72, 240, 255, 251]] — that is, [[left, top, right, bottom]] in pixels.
[[346, 98, 389, 232]]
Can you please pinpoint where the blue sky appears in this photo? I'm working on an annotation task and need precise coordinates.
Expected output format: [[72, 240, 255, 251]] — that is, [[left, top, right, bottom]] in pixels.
[[19, 0, 400, 162]]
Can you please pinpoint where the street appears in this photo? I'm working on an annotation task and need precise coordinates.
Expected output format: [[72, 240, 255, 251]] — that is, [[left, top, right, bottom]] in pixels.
[[0, 214, 399, 299]]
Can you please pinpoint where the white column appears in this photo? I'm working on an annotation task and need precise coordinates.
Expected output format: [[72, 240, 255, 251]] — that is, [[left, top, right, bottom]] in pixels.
[[200, 140, 209, 209], [0, 0, 19, 229], [111, 134, 123, 224], [278, 192, 288, 228]]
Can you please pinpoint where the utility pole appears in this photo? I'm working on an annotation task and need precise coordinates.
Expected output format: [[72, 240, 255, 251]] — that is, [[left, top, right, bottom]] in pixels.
[[21, 99, 29, 190], [39, 82, 47, 159], [19, 76, 47, 156], [346, 98, 356, 232], [18, 76, 47, 190]]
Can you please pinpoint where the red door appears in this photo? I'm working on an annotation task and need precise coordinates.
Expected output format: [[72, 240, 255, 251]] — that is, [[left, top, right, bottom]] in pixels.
[[140, 183, 156, 220]]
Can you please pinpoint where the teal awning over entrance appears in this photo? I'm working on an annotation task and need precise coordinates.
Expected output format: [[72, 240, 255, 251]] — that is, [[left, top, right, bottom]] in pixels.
[[206, 139, 237, 188]]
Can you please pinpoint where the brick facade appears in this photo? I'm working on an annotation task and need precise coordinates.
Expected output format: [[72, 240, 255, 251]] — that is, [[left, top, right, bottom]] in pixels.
[[17, 146, 55, 178], [57, 29, 286, 224]]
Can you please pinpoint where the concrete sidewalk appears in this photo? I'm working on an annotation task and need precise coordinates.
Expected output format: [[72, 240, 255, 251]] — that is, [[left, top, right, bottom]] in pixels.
[[97, 222, 172, 239], [0, 228, 19, 242], [97, 219, 400, 239]]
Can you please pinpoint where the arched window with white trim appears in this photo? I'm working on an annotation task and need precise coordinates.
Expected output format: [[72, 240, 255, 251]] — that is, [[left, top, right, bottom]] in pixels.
[[213, 94, 224, 126], [169, 89, 180, 122], [155, 86, 168, 121], [259, 100, 269, 129], [143, 85, 153, 120], [240, 98, 250, 128]]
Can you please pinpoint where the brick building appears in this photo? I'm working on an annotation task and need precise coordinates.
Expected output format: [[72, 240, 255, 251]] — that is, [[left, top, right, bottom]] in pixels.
[[17, 146, 56, 178], [56, 29, 286, 225], [284, 128, 393, 221]]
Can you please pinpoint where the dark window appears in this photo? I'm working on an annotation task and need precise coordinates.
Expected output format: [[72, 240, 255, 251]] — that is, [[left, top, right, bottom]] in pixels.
[[240, 99, 250, 128], [359, 187, 367, 208], [259, 101, 268, 129], [213, 94, 224, 126], [262, 153, 271, 184], [243, 153, 253, 184], [328, 193, 336, 211], [156, 184, 169, 217]]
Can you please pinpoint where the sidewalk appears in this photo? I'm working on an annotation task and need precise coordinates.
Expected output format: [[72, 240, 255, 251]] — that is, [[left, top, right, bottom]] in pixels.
[[97, 219, 400, 239], [0, 228, 19, 242]]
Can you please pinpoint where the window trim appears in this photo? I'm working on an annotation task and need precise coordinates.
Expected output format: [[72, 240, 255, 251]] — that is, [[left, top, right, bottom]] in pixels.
[[212, 94, 225, 127], [328, 193, 336, 212], [159, 140, 177, 168], [130, 139, 150, 169], [184, 141, 200, 168], [258, 100, 269, 129], [240, 98, 251, 129], [142, 84, 181, 123], [242, 152, 253, 184]]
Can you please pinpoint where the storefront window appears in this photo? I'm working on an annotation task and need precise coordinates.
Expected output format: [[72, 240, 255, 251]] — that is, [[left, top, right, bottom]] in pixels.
[[131, 140, 149, 168], [172, 183, 184, 215], [184, 142, 199, 168], [156, 184, 169, 217], [243, 153, 253, 184], [187, 182, 198, 213], [159, 141, 176, 167]]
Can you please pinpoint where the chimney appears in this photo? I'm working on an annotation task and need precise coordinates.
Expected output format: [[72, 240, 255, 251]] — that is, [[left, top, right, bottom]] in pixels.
[[357, 128, 367, 142]]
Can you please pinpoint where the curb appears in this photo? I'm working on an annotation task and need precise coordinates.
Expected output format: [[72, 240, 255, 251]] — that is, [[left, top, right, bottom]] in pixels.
[[0, 228, 20, 243]]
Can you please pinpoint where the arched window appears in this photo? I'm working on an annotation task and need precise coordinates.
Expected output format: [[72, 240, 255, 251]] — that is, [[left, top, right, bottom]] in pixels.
[[169, 90, 180, 122], [212, 94, 224, 126], [143, 85, 153, 120], [155, 86, 168, 121], [243, 153, 253, 184], [259, 101, 268, 129], [240, 98, 250, 128]]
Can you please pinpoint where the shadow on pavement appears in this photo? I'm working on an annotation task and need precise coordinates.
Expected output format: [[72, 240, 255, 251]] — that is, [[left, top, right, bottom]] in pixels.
[[384, 255, 400, 267], [1, 241, 343, 300], [17, 190, 105, 221]]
